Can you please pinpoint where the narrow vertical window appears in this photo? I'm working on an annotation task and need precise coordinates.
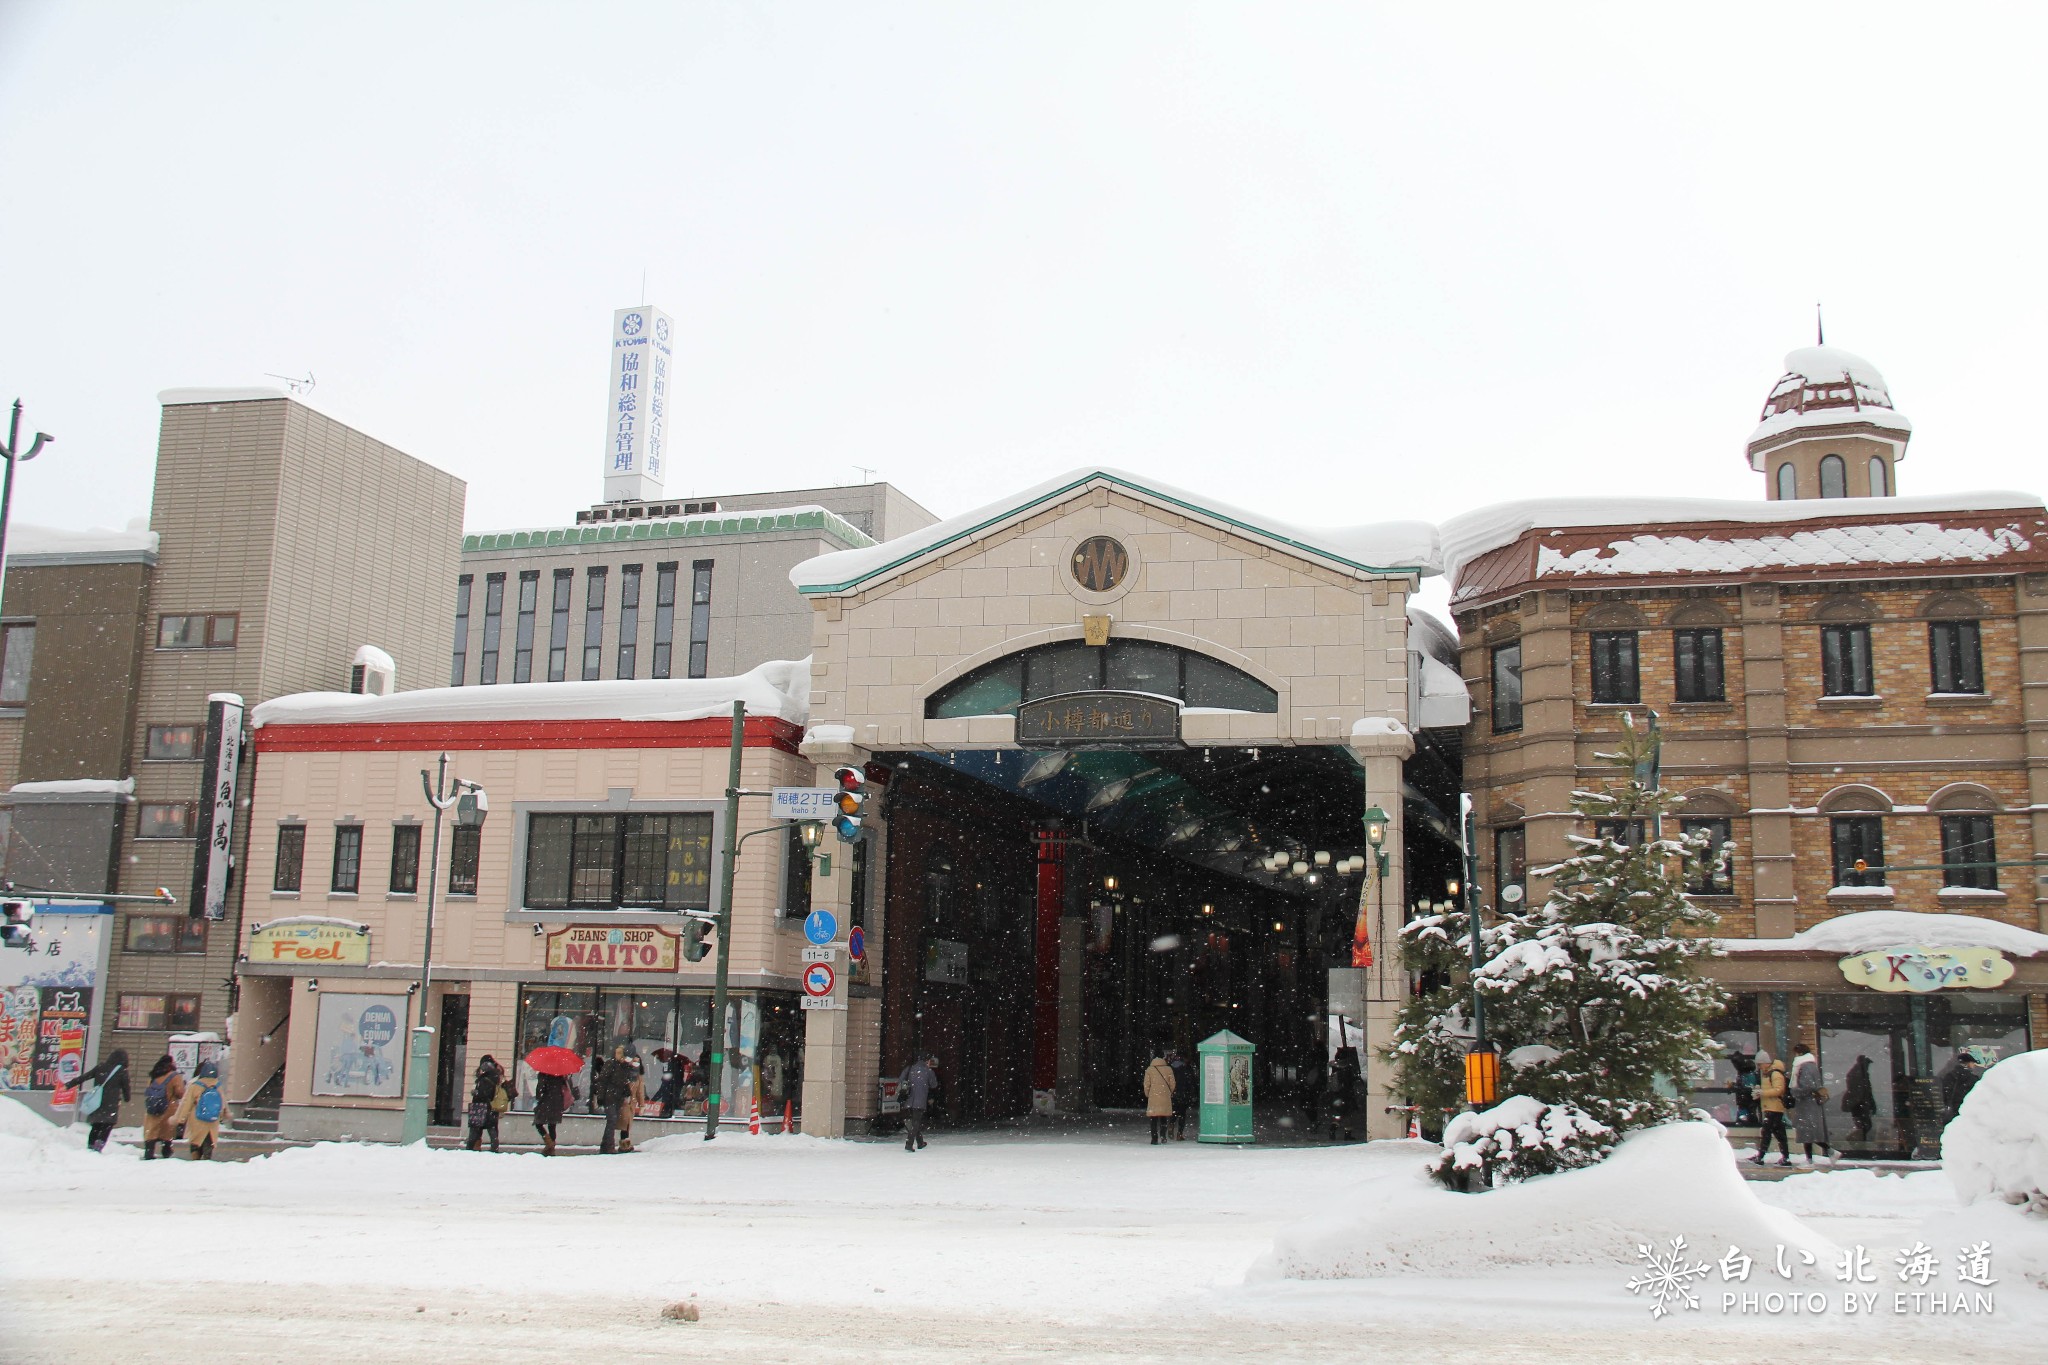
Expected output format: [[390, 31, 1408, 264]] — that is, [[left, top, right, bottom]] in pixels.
[[1928, 620, 1984, 694], [545, 569, 573, 682], [1821, 624, 1874, 696], [389, 825, 421, 894], [331, 825, 364, 894], [513, 571, 540, 683], [1588, 630, 1639, 704], [1939, 813, 1996, 890], [448, 825, 482, 896], [1673, 628, 1725, 702], [450, 576, 472, 687], [1830, 816, 1884, 887], [652, 562, 678, 679], [1775, 462, 1796, 500], [1490, 642, 1523, 733], [0, 622, 35, 703], [273, 825, 306, 892], [1869, 456, 1889, 497], [1819, 454, 1846, 499], [479, 573, 506, 684], [582, 568, 607, 680], [688, 560, 714, 678], [1679, 817, 1734, 894], [616, 565, 641, 679], [1493, 825, 1526, 907]]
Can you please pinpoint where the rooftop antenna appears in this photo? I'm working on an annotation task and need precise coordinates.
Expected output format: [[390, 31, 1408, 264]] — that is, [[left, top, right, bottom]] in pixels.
[[853, 465, 877, 484], [265, 372, 315, 395], [640, 267, 647, 303], [1815, 303, 1824, 346]]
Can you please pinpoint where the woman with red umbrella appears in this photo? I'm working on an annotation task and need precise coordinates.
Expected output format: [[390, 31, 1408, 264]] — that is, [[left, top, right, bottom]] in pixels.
[[526, 1045, 580, 1156]]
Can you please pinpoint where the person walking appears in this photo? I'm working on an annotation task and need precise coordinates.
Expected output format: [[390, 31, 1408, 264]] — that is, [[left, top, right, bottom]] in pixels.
[[1143, 1048, 1176, 1145], [1842, 1055, 1877, 1143], [173, 1060, 226, 1160], [140, 1054, 186, 1160], [1790, 1041, 1832, 1165], [464, 1055, 507, 1152], [1752, 1051, 1791, 1166], [1168, 1048, 1197, 1141], [532, 1068, 569, 1156], [1326, 1046, 1363, 1142], [615, 1050, 646, 1153], [899, 1054, 939, 1152], [75, 1049, 130, 1152], [595, 1045, 635, 1154]]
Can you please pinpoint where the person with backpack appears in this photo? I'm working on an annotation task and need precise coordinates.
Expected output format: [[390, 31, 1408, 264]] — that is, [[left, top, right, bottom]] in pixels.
[[173, 1059, 226, 1159], [75, 1048, 130, 1152], [464, 1054, 507, 1152], [140, 1054, 186, 1160]]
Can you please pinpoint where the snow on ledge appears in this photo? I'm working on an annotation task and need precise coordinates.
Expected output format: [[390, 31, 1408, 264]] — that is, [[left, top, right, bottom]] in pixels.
[[6, 523, 159, 560], [158, 387, 291, 405], [247, 914, 371, 932], [253, 658, 813, 728], [1534, 520, 2033, 580], [9, 778, 135, 796], [1718, 909, 2048, 958]]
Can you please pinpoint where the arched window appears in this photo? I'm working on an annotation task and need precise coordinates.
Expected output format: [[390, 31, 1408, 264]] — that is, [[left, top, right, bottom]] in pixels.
[[1819, 454, 1846, 498], [1775, 462, 1797, 500], [1869, 456, 1888, 497], [925, 640, 1278, 718]]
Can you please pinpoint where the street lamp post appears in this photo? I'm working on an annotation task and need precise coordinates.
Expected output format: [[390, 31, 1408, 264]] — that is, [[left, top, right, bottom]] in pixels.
[[0, 400, 55, 590], [402, 753, 487, 1145]]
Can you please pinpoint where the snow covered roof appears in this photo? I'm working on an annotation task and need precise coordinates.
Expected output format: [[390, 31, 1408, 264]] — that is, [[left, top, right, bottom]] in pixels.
[[352, 644, 396, 672], [158, 387, 291, 405], [789, 468, 1440, 595], [1404, 602, 1458, 667], [1719, 910, 2048, 958], [465, 505, 874, 554], [251, 658, 812, 728], [5, 522, 159, 566], [1444, 491, 2048, 604], [1747, 346, 1911, 459]]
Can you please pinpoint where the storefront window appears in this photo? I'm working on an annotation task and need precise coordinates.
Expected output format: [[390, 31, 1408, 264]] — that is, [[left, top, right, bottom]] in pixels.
[[523, 811, 713, 910], [1686, 994, 1759, 1124], [1818, 991, 2032, 1157]]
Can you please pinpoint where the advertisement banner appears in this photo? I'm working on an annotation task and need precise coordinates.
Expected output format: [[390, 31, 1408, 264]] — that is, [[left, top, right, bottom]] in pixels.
[[0, 903, 112, 1120], [311, 993, 406, 1098], [189, 693, 245, 921]]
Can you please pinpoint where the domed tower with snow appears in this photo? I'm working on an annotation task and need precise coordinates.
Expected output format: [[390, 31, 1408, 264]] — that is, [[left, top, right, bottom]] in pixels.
[[1748, 346, 1912, 501]]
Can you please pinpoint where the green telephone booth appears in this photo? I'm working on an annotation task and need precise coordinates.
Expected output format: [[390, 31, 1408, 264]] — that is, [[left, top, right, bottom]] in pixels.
[[1196, 1029, 1256, 1144]]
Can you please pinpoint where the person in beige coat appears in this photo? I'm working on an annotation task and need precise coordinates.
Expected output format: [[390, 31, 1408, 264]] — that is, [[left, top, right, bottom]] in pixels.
[[140, 1054, 187, 1160], [172, 1060, 226, 1159], [1143, 1049, 1176, 1145]]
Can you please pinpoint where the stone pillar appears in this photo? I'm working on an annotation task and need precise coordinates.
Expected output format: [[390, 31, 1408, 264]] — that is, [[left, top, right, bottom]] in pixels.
[[796, 732, 871, 1138], [1350, 721, 1415, 1140]]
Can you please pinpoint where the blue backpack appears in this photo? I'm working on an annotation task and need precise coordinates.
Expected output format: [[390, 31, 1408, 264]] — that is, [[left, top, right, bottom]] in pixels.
[[193, 1084, 224, 1124], [144, 1079, 170, 1115]]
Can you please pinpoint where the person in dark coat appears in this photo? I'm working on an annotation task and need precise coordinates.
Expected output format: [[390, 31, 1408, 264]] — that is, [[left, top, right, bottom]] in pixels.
[[594, 1046, 635, 1154], [465, 1055, 506, 1152], [532, 1069, 570, 1156], [76, 1049, 131, 1152], [1841, 1055, 1877, 1142], [1729, 1051, 1760, 1127], [898, 1055, 938, 1152], [1168, 1048, 1197, 1141], [1326, 1046, 1363, 1142], [1940, 1051, 1985, 1120], [1790, 1042, 1831, 1164], [654, 1048, 684, 1118]]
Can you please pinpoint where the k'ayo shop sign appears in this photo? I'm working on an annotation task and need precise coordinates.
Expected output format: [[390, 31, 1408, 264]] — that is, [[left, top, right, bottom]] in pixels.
[[1838, 946, 2015, 993], [545, 923, 683, 972]]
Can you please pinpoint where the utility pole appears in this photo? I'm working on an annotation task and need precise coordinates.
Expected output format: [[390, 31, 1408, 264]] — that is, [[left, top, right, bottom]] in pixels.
[[704, 701, 744, 1139], [0, 400, 56, 593]]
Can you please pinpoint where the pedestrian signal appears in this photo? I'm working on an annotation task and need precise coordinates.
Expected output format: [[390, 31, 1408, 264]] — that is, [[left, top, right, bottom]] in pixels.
[[831, 765, 868, 843], [684, 917, 714, 962]]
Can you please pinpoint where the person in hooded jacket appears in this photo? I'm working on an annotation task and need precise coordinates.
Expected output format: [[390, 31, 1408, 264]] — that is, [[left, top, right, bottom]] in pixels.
[[76, 1049, 131, 1151], [140, 1054, 186, 1160], [1752, 1051, 1791, 1165], [532, 1068, 570, 1156], [1142, 1048, 1176, 1145], [172, 1060, 225, 1159], [465, 1054, 507, 1152], [1168, 1048, 1197, 1140]]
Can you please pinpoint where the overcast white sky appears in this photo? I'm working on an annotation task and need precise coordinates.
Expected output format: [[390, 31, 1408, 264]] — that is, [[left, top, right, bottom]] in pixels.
[[2, 2, 2043, 562]]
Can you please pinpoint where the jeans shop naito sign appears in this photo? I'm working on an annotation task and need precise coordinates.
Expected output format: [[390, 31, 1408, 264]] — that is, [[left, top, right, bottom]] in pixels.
[[545, 924, 682, 972]]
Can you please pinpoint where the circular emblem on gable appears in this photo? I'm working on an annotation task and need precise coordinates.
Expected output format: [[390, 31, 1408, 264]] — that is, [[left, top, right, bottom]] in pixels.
[[1071, 536, 1130, 593]]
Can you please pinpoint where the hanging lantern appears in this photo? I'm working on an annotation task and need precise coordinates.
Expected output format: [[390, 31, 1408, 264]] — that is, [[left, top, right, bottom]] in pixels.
[[1464, 1041, 1500, 1108]]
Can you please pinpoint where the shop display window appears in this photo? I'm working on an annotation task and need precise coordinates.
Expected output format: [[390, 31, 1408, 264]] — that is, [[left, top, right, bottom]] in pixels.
[[1686, 994, 1759, 1124], [1817, 991, 2031, 1158]]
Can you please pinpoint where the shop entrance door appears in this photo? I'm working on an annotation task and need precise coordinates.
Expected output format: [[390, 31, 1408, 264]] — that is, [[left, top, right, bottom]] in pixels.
[[433, 994, 470, 1126]]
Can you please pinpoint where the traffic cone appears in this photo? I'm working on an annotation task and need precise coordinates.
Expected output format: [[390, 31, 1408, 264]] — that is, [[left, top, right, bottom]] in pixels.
[[782, 1099, 793, 1134], [1407, 1111, 1421, 1140], [748, 1071, 762, 1135]]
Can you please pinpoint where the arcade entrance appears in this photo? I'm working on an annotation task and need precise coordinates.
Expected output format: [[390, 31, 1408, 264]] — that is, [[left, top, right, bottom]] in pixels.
[[872, 738, 1460, 1127]]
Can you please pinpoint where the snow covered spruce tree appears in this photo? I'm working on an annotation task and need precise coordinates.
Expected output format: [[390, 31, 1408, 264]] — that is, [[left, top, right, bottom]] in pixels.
[[1396, 715, 1730, 1186]]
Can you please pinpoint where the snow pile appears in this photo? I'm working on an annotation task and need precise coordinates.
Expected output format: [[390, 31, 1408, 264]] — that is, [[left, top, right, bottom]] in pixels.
[[1943, 1051, 2048, 1216], [1535, 520, 2032, 579], [1429, 1095, 1613, 1186], [0, 1095, 105, 1170], [1719, 909, 2048, 958], [9, 777, 135, 796], [6, 521, 159, 560], [252, 657, 813, 728], [1255, 1122, 1831, 1280], [790, 467, 1441, 594]]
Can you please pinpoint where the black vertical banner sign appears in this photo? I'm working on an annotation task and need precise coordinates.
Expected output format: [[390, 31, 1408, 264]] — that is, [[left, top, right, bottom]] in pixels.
[[188, 693, 245, 921]]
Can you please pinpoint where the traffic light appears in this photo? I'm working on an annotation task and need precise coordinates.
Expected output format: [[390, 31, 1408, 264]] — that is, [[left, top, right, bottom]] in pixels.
[[683, 916, 714, 962], [1, 901, 34, 950], [831, 765, 868, 843]]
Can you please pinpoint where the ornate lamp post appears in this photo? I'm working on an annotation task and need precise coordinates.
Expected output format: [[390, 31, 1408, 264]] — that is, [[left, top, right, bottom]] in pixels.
[[402, 754, 487, 1145]]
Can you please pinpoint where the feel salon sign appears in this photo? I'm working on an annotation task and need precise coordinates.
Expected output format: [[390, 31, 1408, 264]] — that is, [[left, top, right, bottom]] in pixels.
[[1838, 946, 2014, 993]]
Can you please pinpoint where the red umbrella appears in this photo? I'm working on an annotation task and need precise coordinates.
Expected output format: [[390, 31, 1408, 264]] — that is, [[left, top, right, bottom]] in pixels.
[[525, 1045, 584, 1077]]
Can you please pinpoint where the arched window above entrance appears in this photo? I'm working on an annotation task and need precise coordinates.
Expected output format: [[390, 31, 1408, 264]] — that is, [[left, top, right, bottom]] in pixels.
[[925, 640, 1279, 719]]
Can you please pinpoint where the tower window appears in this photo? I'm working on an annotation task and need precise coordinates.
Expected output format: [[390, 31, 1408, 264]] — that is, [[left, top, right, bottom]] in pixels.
[[1491, 642, 1523, 733], [1869, 456, 1889, 497], [582, 568, 607, 681], [546, 569, 573, 682], [479, 574, 505, 684], [1819, 454, 1846, 499], [450, 576, 472, 686], [1775, 462, 1796, 501], [513, 571, 539, 683]]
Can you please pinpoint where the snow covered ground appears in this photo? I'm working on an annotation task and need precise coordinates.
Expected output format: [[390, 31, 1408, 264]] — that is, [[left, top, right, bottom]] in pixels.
[[3, 1101, 2042, 1364]]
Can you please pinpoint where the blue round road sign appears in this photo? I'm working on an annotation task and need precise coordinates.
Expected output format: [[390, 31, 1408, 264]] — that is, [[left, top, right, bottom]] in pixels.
[[848, 926, 867, 961], [803, 909, 839, 945]]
